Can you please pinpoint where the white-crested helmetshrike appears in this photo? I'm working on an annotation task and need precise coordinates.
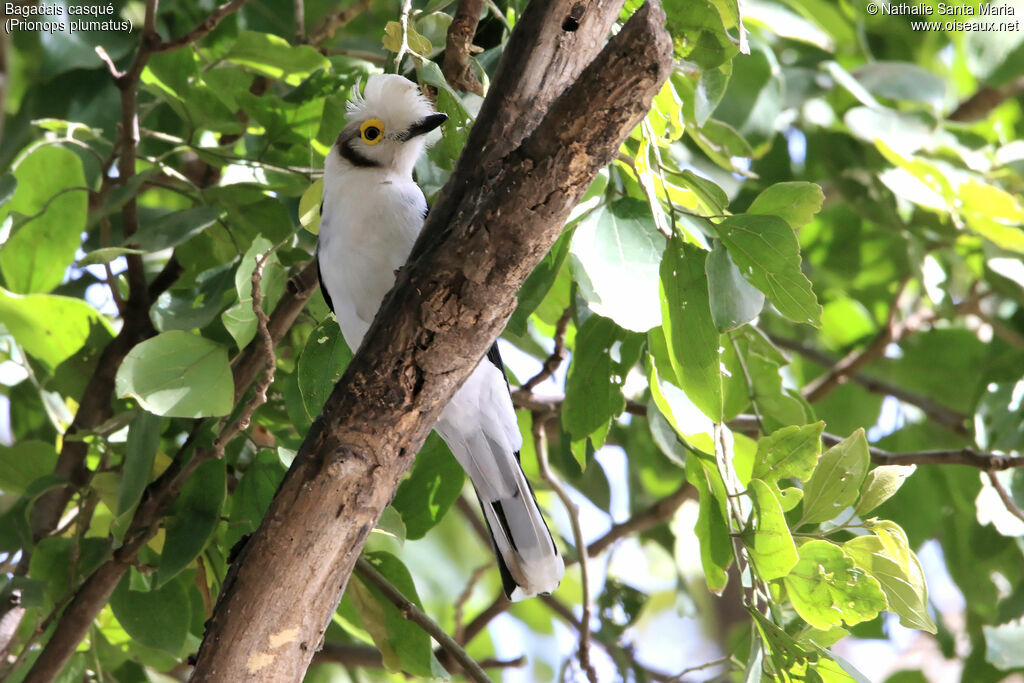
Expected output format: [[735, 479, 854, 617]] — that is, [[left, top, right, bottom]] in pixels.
[[317, 74, 564, 601]]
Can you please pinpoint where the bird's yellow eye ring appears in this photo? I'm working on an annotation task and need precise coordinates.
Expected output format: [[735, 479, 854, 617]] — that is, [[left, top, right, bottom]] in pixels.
[[360, 119, 385, 145]]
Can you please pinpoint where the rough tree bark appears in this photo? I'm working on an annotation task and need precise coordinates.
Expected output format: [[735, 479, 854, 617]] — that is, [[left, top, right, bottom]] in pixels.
[[190, 2, 673, 681]]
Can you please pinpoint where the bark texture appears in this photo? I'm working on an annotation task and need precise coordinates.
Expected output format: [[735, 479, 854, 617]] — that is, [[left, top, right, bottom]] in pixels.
[[190, 3, 673, 681]]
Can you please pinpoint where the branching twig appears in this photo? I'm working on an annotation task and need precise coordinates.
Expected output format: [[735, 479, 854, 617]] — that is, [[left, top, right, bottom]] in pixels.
[[353, 558, 491, 682], [729, 415, 1022, 470], [442, 0, 485, 95], [521, 307, 571, 392], [532, 414, 597, 683], [802, 278, 913, 403], [949, 76, 1024, 122], [309, 0, 374, 47], [213, 249, 277, 455], [768, 334, 969, 437], [154, 0, 251, 52], [585, 482, 693, 559]]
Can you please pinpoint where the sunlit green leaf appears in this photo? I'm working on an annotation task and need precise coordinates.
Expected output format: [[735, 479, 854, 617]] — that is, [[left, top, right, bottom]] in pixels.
[[845, 534, 936, 633], [746, 478, 799, 581], [716, 214, 823, 327], [115, 331, 234, 418], [660, 239, 723, 420], [747, 182, 825, 230], [855, 465, 916, 516], [0, 146, 86, 293], [801, 429, 870, 525], [570, 199, 665, 332], [685, 454, 733, 594], [783, 539, 887, 630], [391, 433, 464, 540]]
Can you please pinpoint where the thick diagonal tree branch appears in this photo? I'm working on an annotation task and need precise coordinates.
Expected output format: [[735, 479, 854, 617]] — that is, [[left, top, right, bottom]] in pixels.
[[190, 3, 673, 681]]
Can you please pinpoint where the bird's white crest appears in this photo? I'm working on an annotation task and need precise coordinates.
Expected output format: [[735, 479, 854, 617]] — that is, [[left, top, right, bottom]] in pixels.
[[346, 74, 436, 128]]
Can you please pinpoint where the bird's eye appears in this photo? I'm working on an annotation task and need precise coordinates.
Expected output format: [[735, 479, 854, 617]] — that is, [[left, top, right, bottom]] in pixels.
[[360, 119, 385, 145]]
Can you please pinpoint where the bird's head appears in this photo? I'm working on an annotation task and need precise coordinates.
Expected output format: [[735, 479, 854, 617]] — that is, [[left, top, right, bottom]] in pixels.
[[335, 74, 447, 176]]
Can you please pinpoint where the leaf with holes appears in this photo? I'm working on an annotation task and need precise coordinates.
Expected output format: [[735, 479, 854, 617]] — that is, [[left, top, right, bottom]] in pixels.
[[800, 429, 870, 525]]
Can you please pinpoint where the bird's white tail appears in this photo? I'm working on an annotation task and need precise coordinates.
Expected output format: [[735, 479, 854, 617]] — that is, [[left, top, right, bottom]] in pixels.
[[435, 359, 564, 601]]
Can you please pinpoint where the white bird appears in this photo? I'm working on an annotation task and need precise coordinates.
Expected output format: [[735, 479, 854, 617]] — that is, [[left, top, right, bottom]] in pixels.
[[318, 74, 564, 601]]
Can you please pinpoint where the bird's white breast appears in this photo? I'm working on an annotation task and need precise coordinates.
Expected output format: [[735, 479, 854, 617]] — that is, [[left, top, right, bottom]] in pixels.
[[319, 158, 427, 351]]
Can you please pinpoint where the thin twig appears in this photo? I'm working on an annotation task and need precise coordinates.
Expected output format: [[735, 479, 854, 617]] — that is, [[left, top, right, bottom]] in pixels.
[[393, 0, 416, 67], [354, 558, 491, 682], [802, 278, 913, 403], [459, 592, 510, 646], [986, 471, 1024, 523], [453, 564, 492, 644], [521, 307, 572, 392], [949, 76, 1024, 122], [585, 482, 693, 558], [293, 0, 306, 43], [309, 0, 374, 47], [532, 414, 598, 683], [314, 642, 525, 671], [768, 334, 969, 437], [154, 0, 251, 52], [729, 415, 1022, 470], [213, 249, 277, 455]]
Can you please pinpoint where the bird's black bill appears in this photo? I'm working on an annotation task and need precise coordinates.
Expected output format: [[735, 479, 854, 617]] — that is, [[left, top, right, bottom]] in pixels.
[[398, 113, 448, 140]]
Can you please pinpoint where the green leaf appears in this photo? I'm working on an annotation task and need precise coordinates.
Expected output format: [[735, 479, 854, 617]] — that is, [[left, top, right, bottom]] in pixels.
[[746, 478, 799, 581], [221, 236, 287, 349], [224, 31, 331, 85], [0, 474, 67, 553], [29, 536, 110, 609], [227, 451, 286, 549], [800, 429, 870, 525], [382, 21, 433, 57], [664, 0, 740, 68], [110, 571, 191, 654], [0, 440, 58, 495], [716, 214, 823, 327], [0, 173, 16, 208], [115, 331, 234, 418], [660, 239, 723, 421], [0, 288, 114, 375], [685, 454, 733, 594], [156, 459, 225, 588], [297, 318, 354, 420], [855, 465, 916, 516], [0, 146, 87, 293], [677, 170, 729, 214], [391, 433, 465, 540], [562, 316, 629, 442], [845, 534, 936, 633], [783, 539, 887, 630], [348, 552, 444, 676], [299, 178, 323, 234], [76, 246, 146, 266], [569, 198, 666, 332], [706, 239, 765, 332], [960, 180, 1024, 254], [126, 208, 222, 253], [852, 62, 947, 107], [752, 422, 823, 484], [747, 182, 825, 230], [117, 411, 163, 516], [509, 229, 572, 336]]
